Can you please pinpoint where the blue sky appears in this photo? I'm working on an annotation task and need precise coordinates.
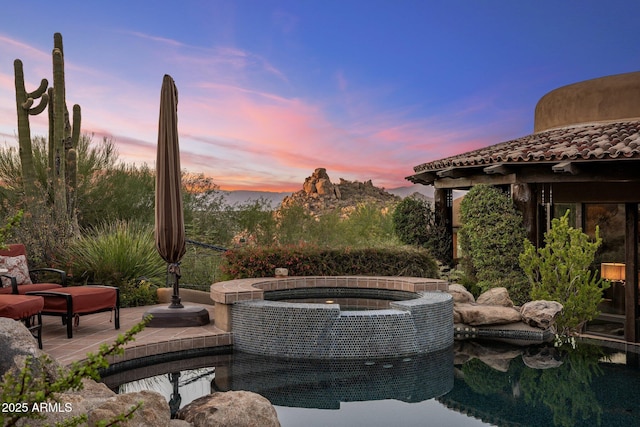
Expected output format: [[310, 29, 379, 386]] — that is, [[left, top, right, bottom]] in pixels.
[[1, 1, 639, 191]]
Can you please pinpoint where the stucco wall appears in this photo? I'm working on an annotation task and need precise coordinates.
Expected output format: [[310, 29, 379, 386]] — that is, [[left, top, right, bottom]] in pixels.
[[534, 71, 640, 133]]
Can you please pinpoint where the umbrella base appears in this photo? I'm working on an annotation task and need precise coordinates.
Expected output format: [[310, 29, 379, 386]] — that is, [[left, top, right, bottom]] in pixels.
[[143, 305, 210, 327]]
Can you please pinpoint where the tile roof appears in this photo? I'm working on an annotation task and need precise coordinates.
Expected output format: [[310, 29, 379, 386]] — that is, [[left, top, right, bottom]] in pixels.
[[412, 120, 640, 173]]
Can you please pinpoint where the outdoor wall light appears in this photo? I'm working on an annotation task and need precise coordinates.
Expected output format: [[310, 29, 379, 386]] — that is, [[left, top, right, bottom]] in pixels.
[[601, 262, 626, 283]]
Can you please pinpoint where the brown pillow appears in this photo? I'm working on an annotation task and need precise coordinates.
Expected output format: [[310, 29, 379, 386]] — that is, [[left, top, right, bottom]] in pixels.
[[0, 255, 33, 286]]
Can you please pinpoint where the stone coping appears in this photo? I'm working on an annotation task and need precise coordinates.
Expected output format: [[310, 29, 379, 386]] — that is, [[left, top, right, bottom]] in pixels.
[[210, 276, 449, 305]]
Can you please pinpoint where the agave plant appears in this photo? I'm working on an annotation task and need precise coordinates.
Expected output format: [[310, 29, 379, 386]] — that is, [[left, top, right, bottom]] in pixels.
[[64, 220, 165, 287]]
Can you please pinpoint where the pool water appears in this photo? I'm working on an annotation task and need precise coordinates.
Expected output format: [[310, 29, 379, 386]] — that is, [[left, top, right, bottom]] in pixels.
[[102, 339, 640, 427], [280, 297, 394, 310], [265, 287, 419, 311]]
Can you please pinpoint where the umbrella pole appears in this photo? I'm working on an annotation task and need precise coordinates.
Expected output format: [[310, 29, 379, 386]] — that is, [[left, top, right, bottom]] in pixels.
[[168, 263, 184, 308]]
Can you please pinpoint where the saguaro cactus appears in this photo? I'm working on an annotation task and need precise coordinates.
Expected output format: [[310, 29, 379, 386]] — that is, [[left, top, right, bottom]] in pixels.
[[48, 33, 81, 224], [14, 59, 49, 199], [14, 32, 81, 229]]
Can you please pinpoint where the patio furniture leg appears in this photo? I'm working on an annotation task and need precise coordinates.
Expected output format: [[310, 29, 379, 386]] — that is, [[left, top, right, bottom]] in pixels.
[[115, 288, 120, 330], [66, 293, 73, 339]]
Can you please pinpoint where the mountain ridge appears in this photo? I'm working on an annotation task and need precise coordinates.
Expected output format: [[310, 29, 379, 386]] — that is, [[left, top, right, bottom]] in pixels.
[[221, 184, 435, 208]]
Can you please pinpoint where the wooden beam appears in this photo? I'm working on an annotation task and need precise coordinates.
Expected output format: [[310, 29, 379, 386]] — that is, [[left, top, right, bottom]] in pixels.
[[625, 203, 639, 342], [552, 161, 579, 175], [483, 164, 510, 175], [437, 167, 467, 178], [433, 174, 517, 189], [512, 183, 538, 246], [406, 171, 436, 185]]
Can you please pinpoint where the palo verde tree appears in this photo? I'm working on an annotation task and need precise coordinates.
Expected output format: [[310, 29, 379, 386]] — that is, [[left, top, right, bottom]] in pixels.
[[14, 32, 81, 230]]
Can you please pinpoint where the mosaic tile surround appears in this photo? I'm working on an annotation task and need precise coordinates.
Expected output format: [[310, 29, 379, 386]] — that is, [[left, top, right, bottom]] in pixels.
[[231, 289, 453, 359]]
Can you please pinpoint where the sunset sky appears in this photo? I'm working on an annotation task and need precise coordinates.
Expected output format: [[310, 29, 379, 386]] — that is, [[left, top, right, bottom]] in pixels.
[[1, 1, 639, 191]]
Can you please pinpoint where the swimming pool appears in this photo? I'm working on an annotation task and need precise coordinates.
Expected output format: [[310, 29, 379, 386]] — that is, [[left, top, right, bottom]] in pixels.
[[101, 338, 640, 426]]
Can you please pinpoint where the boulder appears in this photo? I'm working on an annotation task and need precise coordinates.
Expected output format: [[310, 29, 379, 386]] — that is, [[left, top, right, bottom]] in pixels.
[[448, 283, 475, 304], [454, 303, 522, 326], [39, 379, 117, 426], [0, 317, 45, 377], [302, 180, 316, 194], [315, 178, 334, 196], [88, 390, 170, 427], [520, 300, 563, 329], [176, 391, 280, 427], [476, 287, 514, 307], [0, 320, 176, 427]]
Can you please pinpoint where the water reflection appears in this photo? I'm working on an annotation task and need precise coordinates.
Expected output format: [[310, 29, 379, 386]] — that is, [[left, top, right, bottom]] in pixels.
[[214, 347, 453, 408], [102, 340, 640, 426]]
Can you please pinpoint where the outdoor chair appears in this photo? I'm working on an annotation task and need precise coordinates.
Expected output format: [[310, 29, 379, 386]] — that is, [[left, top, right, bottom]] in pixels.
[[0, 244, 66, 295], [26, 285, 120, 339], [0, 294, 44, 348]]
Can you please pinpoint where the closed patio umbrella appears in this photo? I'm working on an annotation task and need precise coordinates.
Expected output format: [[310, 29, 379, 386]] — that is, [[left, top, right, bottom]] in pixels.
[[155, 74, 185, 308], [145, 75, 209, 326]]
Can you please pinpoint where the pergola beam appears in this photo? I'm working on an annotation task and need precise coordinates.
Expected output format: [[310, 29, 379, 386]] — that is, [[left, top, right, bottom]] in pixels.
[[437, 167, 467, 178], [552, 161, 579, 175], [483, 164, 510, 175]]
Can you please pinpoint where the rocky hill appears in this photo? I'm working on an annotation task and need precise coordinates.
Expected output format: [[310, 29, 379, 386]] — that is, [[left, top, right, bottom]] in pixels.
[[279, 168, 401, 217]]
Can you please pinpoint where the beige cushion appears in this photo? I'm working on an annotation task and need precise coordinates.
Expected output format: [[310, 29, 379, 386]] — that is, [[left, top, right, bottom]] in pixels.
[[0, 255, 33, 286]]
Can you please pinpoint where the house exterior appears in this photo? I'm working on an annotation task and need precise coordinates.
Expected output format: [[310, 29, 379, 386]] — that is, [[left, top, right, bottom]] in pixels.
[[407, 71, 640, 343]]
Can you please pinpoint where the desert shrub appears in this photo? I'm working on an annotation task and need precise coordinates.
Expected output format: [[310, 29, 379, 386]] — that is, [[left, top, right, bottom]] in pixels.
[[0, 135, 156, 229], [271, 202, 398, 248], [78, 162, 155, 227], [0, 210, 23, 249], [220, 244, 439, 279], [458, 184, 529, 304], [519, 211, 609, 334], [340, 203, 398, 247], [392, 196, 452, 265], [274, 204, 315, 245], [231, 198, 278, 245], [180, 244, 226, 290], [118, 278, 159, 307], [63, 221, 165, 306], [2, 196, 75, 268], [183, 174, 238, 245]]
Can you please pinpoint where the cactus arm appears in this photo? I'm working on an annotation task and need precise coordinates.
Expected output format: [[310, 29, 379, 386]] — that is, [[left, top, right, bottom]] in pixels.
[[66, 104, 80, 222], [14, 59, 39, 198], [47, 87, 55, 190], [71, 104, 81, 148], [23, 93, 49, 115], [27, 78, 48, 99], [54, 32, 63, 53], [51, 47, 67, 219]]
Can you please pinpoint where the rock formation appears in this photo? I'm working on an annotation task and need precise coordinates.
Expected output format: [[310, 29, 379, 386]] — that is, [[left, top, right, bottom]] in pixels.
[[448, 285, 563, 343], [279, 168, 400, 218]]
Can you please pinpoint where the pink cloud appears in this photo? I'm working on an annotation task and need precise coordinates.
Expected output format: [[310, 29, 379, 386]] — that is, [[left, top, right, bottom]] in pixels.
[[0, 31, 528, 193]]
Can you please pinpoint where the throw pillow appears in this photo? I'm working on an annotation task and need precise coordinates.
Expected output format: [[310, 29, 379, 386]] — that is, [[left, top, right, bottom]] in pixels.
[[0, 255, 33, 286]]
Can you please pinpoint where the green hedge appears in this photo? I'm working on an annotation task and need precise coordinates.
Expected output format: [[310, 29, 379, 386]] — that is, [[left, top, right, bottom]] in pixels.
[[220, 245, 439, 279]]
